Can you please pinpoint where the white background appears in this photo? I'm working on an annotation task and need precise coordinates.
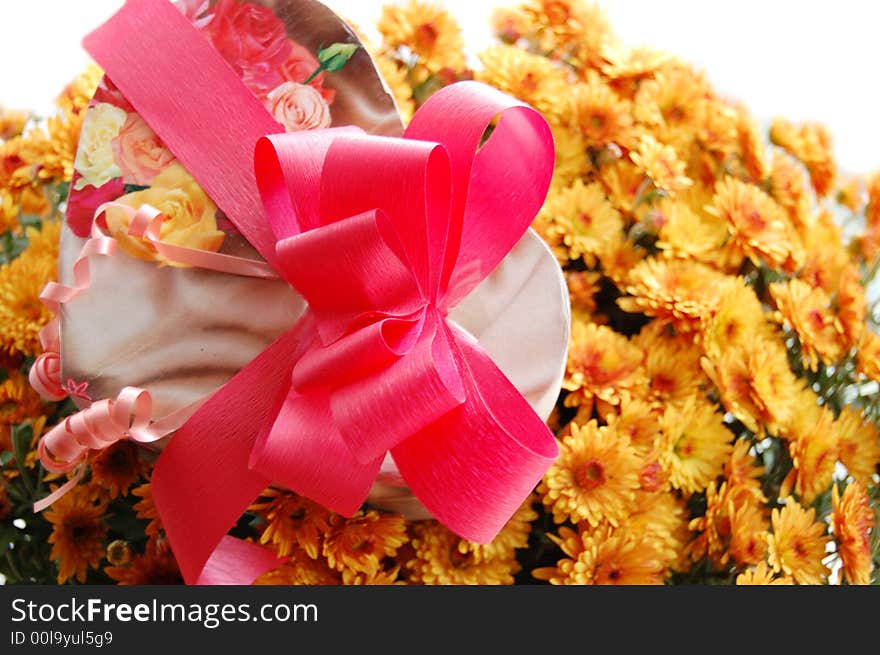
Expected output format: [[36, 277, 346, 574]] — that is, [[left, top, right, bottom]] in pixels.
[[1, 1, 880, 174]]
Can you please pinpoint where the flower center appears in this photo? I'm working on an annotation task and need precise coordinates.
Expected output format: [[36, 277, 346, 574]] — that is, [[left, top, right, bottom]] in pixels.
[[575, 459, 606, 490]]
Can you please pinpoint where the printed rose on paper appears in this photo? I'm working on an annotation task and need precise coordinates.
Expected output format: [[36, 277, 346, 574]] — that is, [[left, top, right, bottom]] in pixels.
[[207, 0, 293, 97], [72, 102, 126, 190], [66, 0, 353, 252], [102, 163, 224, 263], [266, 82, 331, 131], [112, 113, 176, 186]]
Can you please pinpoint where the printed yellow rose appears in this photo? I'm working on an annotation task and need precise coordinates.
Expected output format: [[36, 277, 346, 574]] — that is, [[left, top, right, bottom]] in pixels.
[[103, 162, 224, 263], [73, 102, 126, 190]]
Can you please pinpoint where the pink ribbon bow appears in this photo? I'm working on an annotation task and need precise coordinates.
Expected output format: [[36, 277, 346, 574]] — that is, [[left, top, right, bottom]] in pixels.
[[76, 0, 559, 584]]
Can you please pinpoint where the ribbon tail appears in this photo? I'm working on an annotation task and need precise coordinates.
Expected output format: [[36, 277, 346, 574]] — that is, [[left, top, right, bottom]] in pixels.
[[391, 327, 558, 544], [196, 536, 284, 586], [152, 321, 310, 584]]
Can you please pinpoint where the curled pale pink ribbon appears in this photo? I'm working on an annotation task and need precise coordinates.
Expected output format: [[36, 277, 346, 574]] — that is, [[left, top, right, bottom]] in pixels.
[[74, 0, 562, 585], [32, 202, 281, 509]]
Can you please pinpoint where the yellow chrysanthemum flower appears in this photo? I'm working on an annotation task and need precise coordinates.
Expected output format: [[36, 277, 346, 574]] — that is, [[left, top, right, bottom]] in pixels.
[[0, 369, 45, 429], [612, 397, 661, 454], [406, 521, 520, 585], [780, 406, 838, 504], [770, 278, 844, 371], [597, 157, 646, 214], [0, 242, 56, 357], [629, 134, 692, 195], [570, 79, 634, 149], [709, 176, 802, 272], [632, 321, 705, 408], [617, 258, 728, 334], [700, 276, 775, 359], [521, 0, 614, 71], [533, 524, 665, 585], [547, 179, 622, 265], [724, 439, 766, 504], [322, 510, 408, 577], [768, 149, 811, 227], [0, 106, 31, 140], [766, 501, 829, 585], [622, 490, 690, 571], [688, 481, 768, 569], [857, 329, 880, 383], [250, 488, 332, 559], [734, 107, 769, 183], [378, 0, 466, 74], [770, 117, 836, 198], [831, 483, 875, 585], [835, 406, 880, 487], [654, 195, 731, 267], [659, 398, 733, 494], [476, 45, 570, 125], [563, 320, 646, 410], [735, 561, 793, 585], [255, 549, 340, 585], [540, 420, 642, 527], [701, 339, 800, 436], [633, 63, 708, 151]]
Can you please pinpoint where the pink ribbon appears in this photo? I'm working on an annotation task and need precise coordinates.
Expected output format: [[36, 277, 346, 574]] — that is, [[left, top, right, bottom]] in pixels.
[[81, 0, 559, 584]]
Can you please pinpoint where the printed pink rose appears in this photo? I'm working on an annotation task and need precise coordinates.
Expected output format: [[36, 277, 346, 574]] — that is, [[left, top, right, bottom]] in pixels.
[[265, 82, 331, 132], [175, 0, 214, 29], [280, 42, 336, 104], [208, 0, 292, 97], [111, 112, 177, 186], [66, 174, 125, 237]]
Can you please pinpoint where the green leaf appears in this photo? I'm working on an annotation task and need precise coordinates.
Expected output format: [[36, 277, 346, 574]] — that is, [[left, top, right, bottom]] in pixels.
[[0, 451, 13, 466], [19, 214, 43, 229], [0, 230, 29, 265], [123, 183, 150, 194], [11, 423, 33, 467]]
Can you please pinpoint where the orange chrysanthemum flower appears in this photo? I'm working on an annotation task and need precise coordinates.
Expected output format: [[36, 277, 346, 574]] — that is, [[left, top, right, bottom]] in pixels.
[[630, 134, 692, 194], [477, 45, 569, 125], [250, 488, 332, 559], [0, 369, 45, 428], [322, 510, 408, 576], [45, 486, 108, 584], [105, 547, 182, 585], [770, 279, 844, 370], [766, 501, 829, 585], [406, 521, 520, 585], [546, 179, 622, 265], [570, 79, 634, 149], [701, 339, 799, 435], [563, 320, 646, 410], [632, 322, 705, 408], [857, 329, 880, 383], [533, 524, 665, 585], [659, 398, 733, 494], [735, 561, 793, 585], [700, 277, 775, 359], [540, 420, 642, 526], [378, 0, 466, 74], [688, 481, 768, 569], [618, 258, 727, 334], [835, 406, 880, 487], [780, 407, 838, 504], [709, 176, 801, 272], [255, 549, 341, 585], [89, 441, 148, 499], [770, 117, 837, 197], [831, 483, 875, 585], [0, 243, 57, 356]]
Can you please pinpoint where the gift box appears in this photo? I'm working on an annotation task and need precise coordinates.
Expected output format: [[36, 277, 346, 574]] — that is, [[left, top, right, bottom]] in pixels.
[[32, 0, 569, 584]]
